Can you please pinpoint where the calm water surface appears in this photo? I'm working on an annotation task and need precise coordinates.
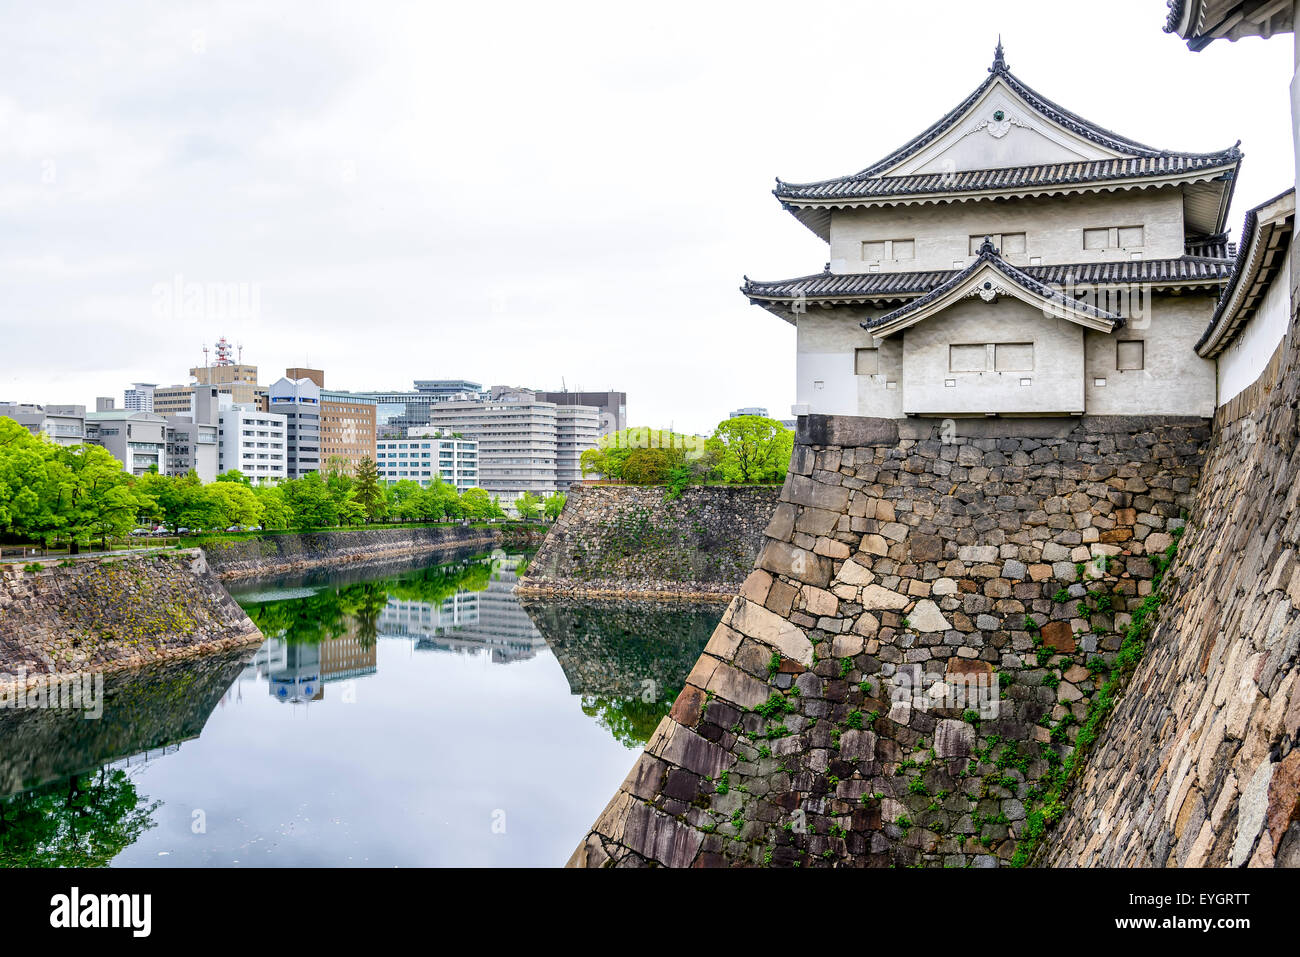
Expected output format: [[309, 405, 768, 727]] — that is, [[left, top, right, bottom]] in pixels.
[[0, 549, 720, 867]]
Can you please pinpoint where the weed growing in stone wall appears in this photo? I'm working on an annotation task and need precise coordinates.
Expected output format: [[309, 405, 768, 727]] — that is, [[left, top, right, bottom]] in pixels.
[[1010, 524, 1184, 867]]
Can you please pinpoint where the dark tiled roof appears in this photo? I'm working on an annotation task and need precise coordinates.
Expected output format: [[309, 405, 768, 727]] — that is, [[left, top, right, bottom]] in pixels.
[[742, 254, 1233, 304], [860, 239, 1122, 331], [775, 153, 1239, 202], [1164, 0, 1187, 32], [774, 52, 1241, 203], [1184, 233, 1235, 259]]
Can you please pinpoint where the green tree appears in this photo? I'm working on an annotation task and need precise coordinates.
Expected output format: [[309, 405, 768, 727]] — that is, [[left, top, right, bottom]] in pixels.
[[0, 768, 159, 867], [206, 480, 264, 528], [47, 444, 145, 550], [543, 491, 567, 522], [282, 472, 340, 528], [0, 417, 60, 538], [253, 484, 291, 530], [460, 487, 492, 520], [706, 415, 794, 484], [352, 457, 385, 522], [515, 492, 542, 520]]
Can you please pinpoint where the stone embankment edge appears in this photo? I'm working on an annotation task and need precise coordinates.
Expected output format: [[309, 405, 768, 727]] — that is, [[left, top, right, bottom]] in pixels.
[[209, 532, 501, 581]]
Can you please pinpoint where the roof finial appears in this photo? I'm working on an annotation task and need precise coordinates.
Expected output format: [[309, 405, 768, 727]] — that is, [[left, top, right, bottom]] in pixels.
[[990, 35, 1007, 73]]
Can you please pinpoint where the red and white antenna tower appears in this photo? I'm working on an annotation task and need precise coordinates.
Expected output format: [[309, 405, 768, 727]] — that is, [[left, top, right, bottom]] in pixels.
[[214, 336, 233, 365]]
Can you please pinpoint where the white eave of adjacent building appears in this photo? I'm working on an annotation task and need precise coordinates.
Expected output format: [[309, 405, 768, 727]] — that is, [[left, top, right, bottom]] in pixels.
[[1195, 188, 1295, 357], [1166, 0, 1296, 50]]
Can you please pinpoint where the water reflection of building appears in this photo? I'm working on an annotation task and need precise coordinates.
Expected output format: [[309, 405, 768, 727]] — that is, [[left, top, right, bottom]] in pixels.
[[320, 634, 377, 682], [267, 642, 323, 704], [377, 557, 546, 663]]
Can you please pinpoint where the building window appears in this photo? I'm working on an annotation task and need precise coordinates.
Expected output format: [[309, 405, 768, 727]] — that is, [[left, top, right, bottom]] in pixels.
[[862, 239, 914, 262], [1084, 226, 1145, 250], [949, 342, 1034, 372], [1116, 340, 1145, 371], [949, 344, 988, 373], [994, 342, 1034, 371], [969, 232, 1026, 256], [854, 348, 879, 375]]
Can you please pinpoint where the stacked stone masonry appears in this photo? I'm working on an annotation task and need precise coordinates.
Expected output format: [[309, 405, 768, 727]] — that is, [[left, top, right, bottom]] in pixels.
[[1045, 330, 1300, 867], [0, 550, 261, 689], [570, 414, 1207, 867], [519, 485, 779, 600]]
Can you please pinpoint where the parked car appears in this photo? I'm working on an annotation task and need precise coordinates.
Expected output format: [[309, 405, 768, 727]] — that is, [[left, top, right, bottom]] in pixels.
[[129, 527, 151, 536]]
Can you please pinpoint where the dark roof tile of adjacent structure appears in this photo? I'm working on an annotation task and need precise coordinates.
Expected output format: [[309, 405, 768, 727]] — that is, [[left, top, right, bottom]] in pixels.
[[857, 239, 1123, 332], [773, 45, 1240, 213], [742, 253, 1234, 305]]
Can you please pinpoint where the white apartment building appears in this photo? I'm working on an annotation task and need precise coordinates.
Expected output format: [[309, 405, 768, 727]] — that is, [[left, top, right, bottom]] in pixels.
[[555, 405, 600, 488], [424, 387, 598, 503], [217, 398, 288, 483], [0, 402, 86, 446], [376, 432, 479, 491], [124, 383, 156, 412]]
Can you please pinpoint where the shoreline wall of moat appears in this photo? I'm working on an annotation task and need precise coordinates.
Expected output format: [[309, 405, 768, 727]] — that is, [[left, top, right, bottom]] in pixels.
[[517, 485, 779, 600], [204, 523, 545, 581], [569, 413, 1221, 867], [0, 550, 262, 690], [0, 523, 549, 690]]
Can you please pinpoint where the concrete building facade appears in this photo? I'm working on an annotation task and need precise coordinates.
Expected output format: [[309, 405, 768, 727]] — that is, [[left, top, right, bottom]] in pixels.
[[163, 385, 219, 482], [124, 384, 156, 412], [376, 432, 479, 490], [85, 409, 168, 476], [0, 402, 86, 446], [217, 397, 288, 484], [555, 405, 600, 488], [423, 387, 598, 503], [536, 389, 627, 436], [266, 376, 322, 479]]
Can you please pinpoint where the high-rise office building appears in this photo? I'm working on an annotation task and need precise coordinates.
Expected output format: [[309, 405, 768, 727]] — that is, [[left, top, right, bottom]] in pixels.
[[423, 387, 598, 504], [124, 383, 157, 412], [535, 389, 626, 436], [266, 376, 322, 478]]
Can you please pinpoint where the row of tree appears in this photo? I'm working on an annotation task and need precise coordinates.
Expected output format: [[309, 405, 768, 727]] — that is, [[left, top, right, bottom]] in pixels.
[[0, 418, 562, 550], [579, 415, 795, 486]]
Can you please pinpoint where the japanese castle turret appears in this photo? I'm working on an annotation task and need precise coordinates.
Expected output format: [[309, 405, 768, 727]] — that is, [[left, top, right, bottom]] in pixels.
[[743, 42, 1243, 419]]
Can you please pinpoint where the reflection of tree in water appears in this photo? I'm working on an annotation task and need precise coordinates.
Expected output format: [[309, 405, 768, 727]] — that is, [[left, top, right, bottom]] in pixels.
[[581, 694, 681, 750], [0, 768, 159, 868], [524, 599, 722, 749], [242, 558, 496, 646]]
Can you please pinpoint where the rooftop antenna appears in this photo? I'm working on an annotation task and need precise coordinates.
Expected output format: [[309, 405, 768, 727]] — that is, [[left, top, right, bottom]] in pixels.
[[237, 342, 244, 364], [202, 343, 210, 369]]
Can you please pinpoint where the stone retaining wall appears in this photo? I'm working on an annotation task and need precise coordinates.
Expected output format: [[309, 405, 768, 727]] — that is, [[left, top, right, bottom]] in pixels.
[[1044, 336, 1300, 867], [569, 414, 1206, 867], [203, 524, 542, 580], [0, 550, 261, 690], [518, 485, 779, 600]]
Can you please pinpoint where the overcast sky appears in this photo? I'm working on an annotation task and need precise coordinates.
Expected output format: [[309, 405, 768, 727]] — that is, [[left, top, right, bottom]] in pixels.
[[1, 0, 1293, 433]]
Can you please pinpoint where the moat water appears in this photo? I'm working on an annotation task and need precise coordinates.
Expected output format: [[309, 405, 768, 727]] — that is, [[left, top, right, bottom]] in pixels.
[[0, 549, 721, 867]]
